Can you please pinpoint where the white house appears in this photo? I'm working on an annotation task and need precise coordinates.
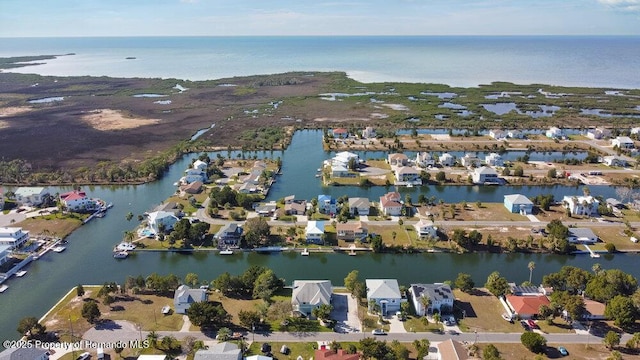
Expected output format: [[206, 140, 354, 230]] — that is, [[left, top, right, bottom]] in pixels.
[[612, 136, 635, 149], [147, 211, 179, 234], [0, 227, 30, 249], [546, 127, 564, 139], [195, 343, 241, 360], [489, 129, 506, 140], [366, 279, 404, 316], [416, 152, 435, 167], [602, 155, 626, 167], [395, 166, 421, 184], [173, 285, 207, 314], [388, 153, 409, 166], [439, 153, 455, 167], [192, 159, 208, 172], [409, 283, 454, 315], [332, 151, 359, 167], [485, 153, 504, 167], [507, 129, 524, 139], [291, 280, 332, 317], [568, 228, 599, 244], [362, 126, 376, 139], [586, 127, 611, 140], [379, 192, 403, 216], [460, 153, 482, 168], [60, 190, 97, 212], [631, 127, 640, 135], [305, 220, 325, 244], [471, 166, 499, 184], [14, 187, 50, 206], [414, 219, 437, 238], [0, 244, 12, 266], [182, 168, 207, 184], [331, 164, 351, 178], [562, 195, 600, 216], [348, 197, 370, 216]]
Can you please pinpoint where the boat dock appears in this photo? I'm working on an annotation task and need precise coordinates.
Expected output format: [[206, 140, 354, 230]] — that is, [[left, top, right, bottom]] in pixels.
[[584, 245, 601, 258]]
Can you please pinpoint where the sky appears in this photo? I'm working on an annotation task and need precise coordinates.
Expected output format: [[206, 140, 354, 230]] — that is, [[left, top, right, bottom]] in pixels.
[[1, 0, 639, 37]]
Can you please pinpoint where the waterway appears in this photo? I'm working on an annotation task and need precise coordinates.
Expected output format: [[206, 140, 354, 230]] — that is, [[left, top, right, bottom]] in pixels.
[[0, 130, 632, 342]]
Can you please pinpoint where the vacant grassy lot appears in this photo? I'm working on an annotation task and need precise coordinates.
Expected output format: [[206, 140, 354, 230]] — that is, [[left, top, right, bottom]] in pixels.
[[480, 342, 632, 360], [453, 289, 522, 333], [18, 216, 83, 239]]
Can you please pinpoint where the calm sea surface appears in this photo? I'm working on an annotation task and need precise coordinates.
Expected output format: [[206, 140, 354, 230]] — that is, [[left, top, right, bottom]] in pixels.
[[1, 36, 640, 88]]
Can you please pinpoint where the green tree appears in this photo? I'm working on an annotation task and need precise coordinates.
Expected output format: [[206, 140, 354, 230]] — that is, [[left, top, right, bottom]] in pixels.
[[455, 273, 475, 293], [485, 271, 510, 297], [344, 270, 360, 295], [604, 330, 621, 349], [605, 295, 638, 328], [389, 340, 409, 360], [483, 344, 502, 360], [546, 219, 569, 240], [370, 235, 384, 253], [216, 327, 231, 341], [585, 269, 638, 303], [81, 300, 101, 324], [528, 261, 536, 284], [513, 166, 524, 177], [125, 211, 134, 221], [413, 339, 430, 360], [252, 269, 283, 301], [185, 273, 199, 287], [435, 171, 446, 182], [243, 217, 271, 247], [312, 303, 334, 321], [520, 332, 547, 353], [16, 316, 46, 339], [238, 310, 261, 329], [547, 168, 557, 179], [626, 332, 640, 350], [186, 301, 231, 328], [76, 284, 85, 297]]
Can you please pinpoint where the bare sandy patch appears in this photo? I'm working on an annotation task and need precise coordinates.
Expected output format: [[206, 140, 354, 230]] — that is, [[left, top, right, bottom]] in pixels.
[[81, 109, 160, 131], [0, 120, 9, 129], [430, 134, 451, 141], [0, 106, 32, 117], [313, 117, 370, 122]]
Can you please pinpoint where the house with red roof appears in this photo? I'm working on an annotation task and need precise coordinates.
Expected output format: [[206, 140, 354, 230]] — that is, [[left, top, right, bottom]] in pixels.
[[60, 190, 97, 212], [379, 192, 402, 216], [332, 128, 349, 139], [505, 294, 550, 319], [314, 348, 359, 360]]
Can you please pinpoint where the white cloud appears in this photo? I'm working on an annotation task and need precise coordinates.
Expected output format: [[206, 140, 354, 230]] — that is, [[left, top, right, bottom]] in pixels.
[[597, 0, 640, 11]]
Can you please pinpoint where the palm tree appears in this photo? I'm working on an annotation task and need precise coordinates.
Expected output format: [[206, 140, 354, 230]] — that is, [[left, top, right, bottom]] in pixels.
[[528, 261, 536, 284], [592, 263, 602, 275], [419, 295, 432, 316], [146, 330, 158, 348]]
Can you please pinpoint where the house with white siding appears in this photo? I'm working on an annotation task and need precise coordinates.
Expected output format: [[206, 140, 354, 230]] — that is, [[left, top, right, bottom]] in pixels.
[[563, 195, 600, 216], [305, 220, 325, 244], [366, 279, 405, 316], [14, 187, 50, 206], [0, 227, 30, 249], [409, 283, 454, 315], [439, 153, 455, 167]]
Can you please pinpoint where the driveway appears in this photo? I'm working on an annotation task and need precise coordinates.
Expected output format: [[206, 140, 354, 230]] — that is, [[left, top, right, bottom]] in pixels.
[[386, 313, 406, 333], [330, 293, 361, 333]]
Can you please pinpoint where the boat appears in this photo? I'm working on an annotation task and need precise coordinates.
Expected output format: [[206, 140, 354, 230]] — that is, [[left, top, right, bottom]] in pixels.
[[162, 305, 171, 315], [125, 57, 137, 60], [348, 251, 357, 256], [407, 183, 414, 188], [113, 251, 128, 259], [317, 168, 322, 172], [219, 248, 234, 255], [115, 242, 136, 251], [315, 174, 321, 178], [0, 285, 8, 293], [15, 270, 27, 277], [95, 212, 105, 218], [301, 248, 309, 256], [590, 253, 601, 258], [52, 246, 66, 253]]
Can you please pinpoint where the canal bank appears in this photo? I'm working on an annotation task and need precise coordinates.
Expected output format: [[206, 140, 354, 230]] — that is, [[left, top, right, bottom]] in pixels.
[[0, 130, 632, 343]]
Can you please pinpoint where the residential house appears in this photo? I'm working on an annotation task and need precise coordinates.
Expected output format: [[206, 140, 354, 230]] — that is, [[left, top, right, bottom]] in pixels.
[[471, 166, 499, 185], [489, 129, 506, 140], [583, 299, 607, 320], [460, 153, 481, 168], [14, 187, 50, 206], [255, 201, 277, 216], [192, 159, 208, 172], [0, 244, 12, 266], [291, 280, 332, 317], [507, 129, 524, 139], [315, 349, 360, 360], [416, 152, 436, 167], [439, 153, 455, 167], [348, 197, 370, 216], [331, 164, 351, 178], [414, 219, 437, 238], [602, 155, 626, 167], [0, 188, 5, 210], [366, 279, 404, 316], [485, 153, 504, 167], [332, 151, 359, 167], [435, 339, 471, 360], [504, 194, 534, 215], [194, 342, 241, 360], [336, 221, 368, 242], [505, 294, 550, 319], [409, 283, 454, 315], [631, 127, 640, 136], [147, 211, 179, 235], [305, 220, 325, 244], [332, 128, 349, 139], [612, 136, 635, 149], [0, 227, 30, 249], [285, 199, 307, 215], [182, 168, 207, 184], [173, 285, 207, 314], [388, 153, 409, 166], [317, 195, 337, 215], [562, 195, 600, 216], [60, 190, 97, 212], [0, 347, 49, 360], [546, 126, 564, 139], [586, 127, 611, 140], [509, 284, 552, 296], [379, 192, 402, 216], [395, 166, 421, 184], [362, 126, 376, 139], [182, 181, 203, 194], [215, 223, 243, 248], [568, 227, 598, 244]]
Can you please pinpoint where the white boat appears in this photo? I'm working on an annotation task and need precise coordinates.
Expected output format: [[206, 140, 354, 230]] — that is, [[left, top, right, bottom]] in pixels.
[[301, 248, 309, 256], [162, 305, 171, 315], [219, 248, 234, 255], [317, 168, 322, 172], [315, 174, 321, 178], [115, 242, 136, 251], [15, 270, 27, 277], [348, 250, 357, 256], [52, 246, 66, 253], [0, 285, 8, 293], [590, 253, 601, 258], [407, 183, 414, 188], [113, 251, 128, 259]]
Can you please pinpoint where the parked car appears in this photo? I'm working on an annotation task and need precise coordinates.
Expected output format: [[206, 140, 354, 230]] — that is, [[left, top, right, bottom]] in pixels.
[[77, 352, 91, 360], [527, 319, 538, 329], [372, 329, 387, 335], [447, 330, 459, 335], [558, 346, 569, 356], [520, 321, 531, 331]]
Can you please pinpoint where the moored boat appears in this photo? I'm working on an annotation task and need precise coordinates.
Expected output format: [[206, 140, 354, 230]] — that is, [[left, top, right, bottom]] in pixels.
[[0, 284, 8, 293], [113, 251, 128, 259], [53, 246, 66, 253], [219, 248, 234, 255], [15, 270, 27, 277], [301, 248, 309, 256]]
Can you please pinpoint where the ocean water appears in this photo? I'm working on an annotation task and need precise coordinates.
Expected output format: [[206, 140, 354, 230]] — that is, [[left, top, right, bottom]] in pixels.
[[1, 36, 640, 88]]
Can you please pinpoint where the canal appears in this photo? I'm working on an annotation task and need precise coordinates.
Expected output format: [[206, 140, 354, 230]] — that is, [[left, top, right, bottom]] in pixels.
[[0, 130, 631, 342]]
